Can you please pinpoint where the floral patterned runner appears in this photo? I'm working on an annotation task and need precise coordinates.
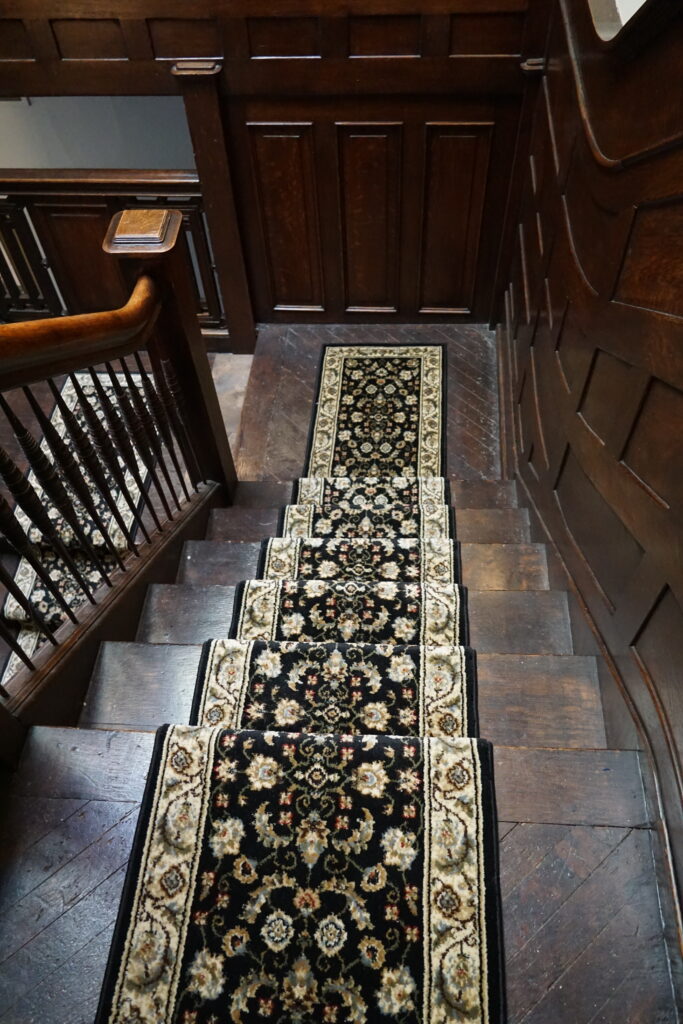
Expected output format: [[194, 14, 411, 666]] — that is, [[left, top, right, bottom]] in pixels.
[[293, 476, 450, 508], [191, 639, 478, 738], [305, 346, 445, 478], [279, 503, 456, 540], [96, 726, 504, 1024], [258, 538, 460, 584], [230, 580, 469, 647]]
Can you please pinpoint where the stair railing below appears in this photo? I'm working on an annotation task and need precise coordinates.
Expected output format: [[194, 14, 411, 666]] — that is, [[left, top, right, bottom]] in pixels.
[[0, 209, 236, 763]]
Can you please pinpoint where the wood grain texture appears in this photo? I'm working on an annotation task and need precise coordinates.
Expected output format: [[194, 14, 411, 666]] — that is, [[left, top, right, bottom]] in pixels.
[[235, 322, 502, 481], [500, 0, 683, 917], [135, 584, 236, 643]]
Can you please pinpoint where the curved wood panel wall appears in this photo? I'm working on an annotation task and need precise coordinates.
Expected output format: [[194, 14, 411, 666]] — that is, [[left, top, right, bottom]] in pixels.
[[502, 0, 683, 923]]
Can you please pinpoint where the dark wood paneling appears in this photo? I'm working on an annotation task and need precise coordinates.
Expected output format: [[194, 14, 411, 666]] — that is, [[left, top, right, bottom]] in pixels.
[[50, 19, 127, 60], [247, 17, 320, 57], [337, 123, 401, 312], [147, 18, 222, 58], [501, 0, 683, 923], [28, 202, 127, 313], [419, 124, 492, 313], [231, 98, 514, 322], [449, 13, 525, 54], [0, 19, 33, 58], [616, 200, 683, 318], [247, 123, 324, 311], [348, 15, 421, 56]]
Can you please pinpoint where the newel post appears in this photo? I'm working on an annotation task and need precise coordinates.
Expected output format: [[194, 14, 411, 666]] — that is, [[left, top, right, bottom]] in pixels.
[[103, 208, 237, 495]]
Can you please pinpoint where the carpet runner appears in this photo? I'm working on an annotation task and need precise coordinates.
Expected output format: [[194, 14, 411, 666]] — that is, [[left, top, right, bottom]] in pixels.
[[293, 476, 451, 507], [230, 580, 469, 646], [97, 343, 505, 1023], [191, 639, 479, 738], [279, 503, 456, 539], [257, 537, 461, 583]]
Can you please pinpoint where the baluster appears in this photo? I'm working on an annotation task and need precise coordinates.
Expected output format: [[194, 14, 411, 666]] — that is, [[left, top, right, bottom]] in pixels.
[[69, 373, 151, 545], [0, 396, 112, 587], [104, 362, 175, 520], [0, 492, 78, 623], [0, 445, 96, 602], [118, 357, 182, 511], [0, 618, 33, 679], [133, 351, 191, 502], [86, 370, 164, 532], [23, 385, 127, 572], [159, 357, 203, 488], [46, 379, 140, 557], [0, 559, 57, 645]]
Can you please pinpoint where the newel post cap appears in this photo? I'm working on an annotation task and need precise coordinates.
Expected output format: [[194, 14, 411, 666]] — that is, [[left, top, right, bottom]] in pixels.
[[103, 209, 183, 258]]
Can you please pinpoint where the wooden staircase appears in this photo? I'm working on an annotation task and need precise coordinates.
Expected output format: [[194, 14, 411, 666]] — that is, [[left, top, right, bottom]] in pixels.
[[1, 474, 677, 1023]]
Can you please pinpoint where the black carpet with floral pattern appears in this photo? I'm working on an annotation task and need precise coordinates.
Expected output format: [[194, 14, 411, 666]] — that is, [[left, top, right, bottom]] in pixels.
[[97, 345, 506, 1023]]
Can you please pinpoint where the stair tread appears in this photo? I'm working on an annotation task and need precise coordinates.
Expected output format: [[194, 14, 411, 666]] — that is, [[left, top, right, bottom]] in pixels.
[[208, 505, 529, 543], [12, 725, 647, 827], [138, 583, 571, 650], [81, 641, 605, 747], [231, 479, 519, 510], [180, 538, 549, 590]]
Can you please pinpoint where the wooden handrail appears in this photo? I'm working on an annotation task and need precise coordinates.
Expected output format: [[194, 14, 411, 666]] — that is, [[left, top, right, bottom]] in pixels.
[[0, 168, 199, 194], [0, 275, 160, 390]]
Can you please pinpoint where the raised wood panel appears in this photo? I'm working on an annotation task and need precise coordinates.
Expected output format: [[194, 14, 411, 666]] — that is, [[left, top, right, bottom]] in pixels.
[[0, 20, 32, 59], [147, 18, 222, 58], [50, 19, 126, 60], [555, 450, 644, 611], [578, 349, 647, 453], [247, 17, 320, 58], [348, 15, 421, 56], [621, 379, 683, 511], [337, 123, 401, 312], [615, 200, 683, 318], [419, 124, 491, 313], [502, 0, 683, 919], [27, 203, 127, 314], [247, 123, 324, 311], [449, 13, 525, 54]]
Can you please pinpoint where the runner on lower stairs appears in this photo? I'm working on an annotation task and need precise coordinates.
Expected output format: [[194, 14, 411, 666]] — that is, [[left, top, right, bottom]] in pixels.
[[96, 344, 506, 1023]]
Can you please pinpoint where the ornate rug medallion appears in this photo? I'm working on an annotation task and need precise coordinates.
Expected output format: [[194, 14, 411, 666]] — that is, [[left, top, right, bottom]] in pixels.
[[96, 726, 504, 1024], [305, 346, 445, 478], [191, 639, 478, 738], [258, 537, 460, 584], [280, 503, 456, 540], [230, 580, 469, 647], [294, 476, 450, 509]]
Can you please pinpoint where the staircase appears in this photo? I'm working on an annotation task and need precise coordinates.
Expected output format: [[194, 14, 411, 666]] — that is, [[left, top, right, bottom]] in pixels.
[[1, 476, 677, 1022]]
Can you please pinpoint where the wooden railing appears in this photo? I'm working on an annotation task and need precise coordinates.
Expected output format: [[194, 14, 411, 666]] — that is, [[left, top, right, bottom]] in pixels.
[[0, 207, 236, 762], [0, 170, 225, 335]]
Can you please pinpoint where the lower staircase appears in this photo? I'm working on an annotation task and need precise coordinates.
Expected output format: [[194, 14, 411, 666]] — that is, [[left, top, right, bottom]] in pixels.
[[0, 334, 677, 1023], [1, 481, 675, 1022]]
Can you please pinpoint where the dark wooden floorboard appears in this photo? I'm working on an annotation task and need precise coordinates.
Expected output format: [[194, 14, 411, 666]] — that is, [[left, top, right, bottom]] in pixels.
[[235, 324, 501, 481]]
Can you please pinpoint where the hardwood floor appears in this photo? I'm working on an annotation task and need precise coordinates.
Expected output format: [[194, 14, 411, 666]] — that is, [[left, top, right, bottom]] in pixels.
[[236, 323, 500, 481], [0, 324, 679, 1023]]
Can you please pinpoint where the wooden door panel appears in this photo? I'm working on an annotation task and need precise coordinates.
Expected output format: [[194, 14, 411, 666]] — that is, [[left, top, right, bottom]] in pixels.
[[230, 99, 511, 323], [28, 201, 127, 313], [419, 123, 492, 314], [246, 123, 324, 312], [337, 123, 402, 313]]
